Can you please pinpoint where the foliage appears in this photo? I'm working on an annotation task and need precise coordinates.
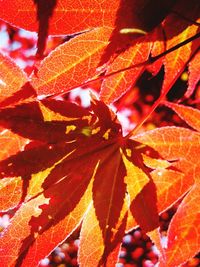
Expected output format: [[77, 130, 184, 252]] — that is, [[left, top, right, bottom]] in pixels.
[[0, 0, 199, 266]]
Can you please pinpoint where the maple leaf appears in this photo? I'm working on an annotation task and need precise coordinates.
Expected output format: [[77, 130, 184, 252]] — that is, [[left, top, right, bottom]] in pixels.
[[1, 98, 199, 266], [2, 0, 199, 104], [159, 1, 200, 97], [99, 0, 200, 104], [186, 49, 200, 98], [31, 27, 113, 96], [0, 0, 120, 35], [0, 1, 200, 266], [134, 103, 200, 266], [0, 53, 28, 106], [1, 97, 199, 267], [0, 125, 29, 212], [100, 36, 151, 104], [0, 97, 163, 266]]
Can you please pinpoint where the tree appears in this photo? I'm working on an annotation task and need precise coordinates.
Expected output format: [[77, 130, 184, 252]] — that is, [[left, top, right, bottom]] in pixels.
[[0, 0, 199, 266]]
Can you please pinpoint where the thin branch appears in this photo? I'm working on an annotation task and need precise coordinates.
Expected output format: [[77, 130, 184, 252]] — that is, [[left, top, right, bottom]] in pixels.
[[125, 33, 200, 138], [48, 31, 200, 100], [171, 10, 200, 27], [151, 31, 200, 62], [125, 89, 169, 139]]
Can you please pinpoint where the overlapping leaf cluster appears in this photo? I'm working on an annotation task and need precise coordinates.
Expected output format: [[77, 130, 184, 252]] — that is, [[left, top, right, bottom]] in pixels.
[[0, 0, 199, 266]]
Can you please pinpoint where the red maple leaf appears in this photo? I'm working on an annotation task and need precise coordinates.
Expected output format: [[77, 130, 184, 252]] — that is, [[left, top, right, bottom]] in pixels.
[[0, 1, 199, 266]]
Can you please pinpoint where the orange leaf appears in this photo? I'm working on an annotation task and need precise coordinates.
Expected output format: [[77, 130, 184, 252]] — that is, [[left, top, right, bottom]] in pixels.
[[0, 177, 22, 211], [134, 126, 200, 182], [186, 49, 200, 98], [0, 98, 156, 266], [100, 38, 151, 104], [0, 53, 27, 106], [79, 202, 128, 266], [133, 122, 200, 265], [17, 179, 93, 267], [122, 148, 160, 232], [146, 26, 165, 76], [0, 0, 120, 34], [151, 169, 190, 213], [0, 127, 29, 212], [166, 185, 200, 266], [0, 127, 28, 161], [161, 8, 200, 94], [31, 27, 112, 96], [0, 194, 49, 266], [125, 168, 192, 233], [164, 102, 200, 132]]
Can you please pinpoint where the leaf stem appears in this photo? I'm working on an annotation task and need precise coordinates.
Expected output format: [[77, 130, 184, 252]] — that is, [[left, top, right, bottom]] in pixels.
[[125, 32, 200, 138], [124, 89, 168, 139], [150, 31, 200, 62], [49, 32, 200, 100], [95, 32, 200, 81]]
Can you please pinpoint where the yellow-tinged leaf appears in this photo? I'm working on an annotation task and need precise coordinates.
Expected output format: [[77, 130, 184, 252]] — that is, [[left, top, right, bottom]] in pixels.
[[0, 53, 27, 104], [0, 177, 22, 211], [165, 102, 200, 132], [0, 194, 49, 267], [186, 49, 200, 98], [78, 204, 104, 267], [0, 0, 120, 34], [19, 175, 94, 267], [39, 102, 78, 122], [79, 199, 128, 267], [162, 17, 199, 94], [166, 185, 200, 267], [0, 127, 28, 161], [26, 165, 57, 200], [142, 154, 171, 169], [31, 27, 113, 96], [122, 152, 149, 202], [100, 39, 151, 104]]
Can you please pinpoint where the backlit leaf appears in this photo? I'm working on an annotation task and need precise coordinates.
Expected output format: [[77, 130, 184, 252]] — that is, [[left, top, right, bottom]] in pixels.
[[0, 0, 120, 35], [0, 1, 200, 265], [0, 53, 27, 106], [0, 98, 158, 266], [134, 126, 200, 182], [161, 5, 200, 94], [186, 49, 200, 98], [100, 38, 151, 104], [0, 127, 28, 161], [31, 27, 112, 96], [146, 26, 165, 76], [0, 177, 22, 211], [164, 102, 200, 131], [4, 178, 94, 267], [134, 123, 200, 265], [166, 185, 200, 266]]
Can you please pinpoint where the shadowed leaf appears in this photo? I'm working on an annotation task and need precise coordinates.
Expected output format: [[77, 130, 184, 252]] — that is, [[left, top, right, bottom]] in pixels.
[[0, 98, 159, 266], [33, 0, 57, 58]]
